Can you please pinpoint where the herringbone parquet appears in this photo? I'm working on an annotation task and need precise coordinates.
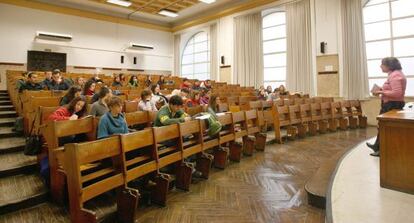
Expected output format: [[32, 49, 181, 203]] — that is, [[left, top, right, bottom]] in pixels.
[[135, 127, 377, 223]]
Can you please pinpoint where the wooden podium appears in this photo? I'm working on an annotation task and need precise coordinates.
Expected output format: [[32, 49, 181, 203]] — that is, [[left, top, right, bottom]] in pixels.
[[378, 110, 414, 194]]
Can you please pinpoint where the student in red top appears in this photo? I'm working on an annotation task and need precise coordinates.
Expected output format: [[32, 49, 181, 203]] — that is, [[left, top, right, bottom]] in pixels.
[[48, 96, 88, 121], [83, 80, 96, 96], [367, 57, 407, 157], [180, 78, 192, 89], [186, 90, 201, 107]]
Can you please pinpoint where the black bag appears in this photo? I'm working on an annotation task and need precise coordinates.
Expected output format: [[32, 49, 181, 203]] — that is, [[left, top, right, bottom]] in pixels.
[[24, 113, 42, 156]]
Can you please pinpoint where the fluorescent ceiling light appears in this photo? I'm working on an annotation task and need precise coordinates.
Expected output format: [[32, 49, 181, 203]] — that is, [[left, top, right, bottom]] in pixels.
[[199, 0, 216, 3], [158, 9, 178, 18], [106, 0, 132, 7]]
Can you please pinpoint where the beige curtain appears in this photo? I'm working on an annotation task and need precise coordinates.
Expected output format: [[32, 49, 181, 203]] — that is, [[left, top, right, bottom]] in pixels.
[[341, 0, 370, 99], [233, 13, 264, 88], [173, 34, 181, 76], [286, 0, 315, 95], [210, 23, 218, 81]]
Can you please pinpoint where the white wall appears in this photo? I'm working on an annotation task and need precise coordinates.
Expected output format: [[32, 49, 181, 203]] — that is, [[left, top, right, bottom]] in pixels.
[[314, 0, 341, 56], [0, 3, 173, 71]]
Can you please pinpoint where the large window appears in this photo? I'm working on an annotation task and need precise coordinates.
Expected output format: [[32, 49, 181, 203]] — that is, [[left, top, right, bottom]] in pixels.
[[363, 0, 414, 96], [262, 12, 287, 89], [181, 32, 210, 80]]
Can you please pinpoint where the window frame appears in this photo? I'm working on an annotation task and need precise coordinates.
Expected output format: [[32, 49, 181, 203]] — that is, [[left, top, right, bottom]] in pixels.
[[181, 31, 210, 80]]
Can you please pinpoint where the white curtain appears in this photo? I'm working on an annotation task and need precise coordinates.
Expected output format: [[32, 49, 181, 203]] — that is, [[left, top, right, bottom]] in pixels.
[[340, 0, 370, 99], [286, 0, 315, 95], [173, 34, 181, 76], [210, 23, 218, 81], [233, 12, 264, 88]]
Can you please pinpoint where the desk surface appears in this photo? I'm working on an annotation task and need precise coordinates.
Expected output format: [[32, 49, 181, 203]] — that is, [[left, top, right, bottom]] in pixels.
[[377, 110, 414, 122]]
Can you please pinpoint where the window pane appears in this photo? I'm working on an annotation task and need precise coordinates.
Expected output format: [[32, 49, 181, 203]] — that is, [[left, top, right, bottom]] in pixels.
[[182, 65, 193, 75], [263, 12, 285, 28], [367, 59, 387, 77], [406, 78, 414, 96], [263, 39, 286, 54], [366, 0, 388, 6], [194, 63, 208, 73], [393, 17, 414, 37], [264, 53, 286, 67], [366, 40, 391, 59], [194, 32, 208, 43], [394, 38, 414, 57], [264, 67, 286, 81], [391, 0, 414, 19], [183, 44, 193, 55], [182, 55, 193, 65], [263, 25, 286, 41], [364, 21, 390, 41], [363, 3, 389, 23], [194, 42, 208, 53], [400, 57, 414, 76], [368, 78, 387, 95], [194, 52, 208, 63]]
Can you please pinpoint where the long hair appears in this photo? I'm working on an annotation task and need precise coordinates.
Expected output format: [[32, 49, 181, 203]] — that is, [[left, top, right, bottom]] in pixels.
[[382, 57, 402, 71], [83, 80, 95, 95], [63, 86, 82, 103], [129, 75, 138, 86], [208, 94, 219, 113], [66, 96, 87, 117]]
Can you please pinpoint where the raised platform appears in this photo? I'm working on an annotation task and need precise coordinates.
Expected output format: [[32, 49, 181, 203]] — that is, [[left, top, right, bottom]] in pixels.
[[326, 138, 414, 223]]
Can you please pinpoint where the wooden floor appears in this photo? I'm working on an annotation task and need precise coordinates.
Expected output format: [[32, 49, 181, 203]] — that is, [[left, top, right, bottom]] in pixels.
[[0, 127, 377, 223]]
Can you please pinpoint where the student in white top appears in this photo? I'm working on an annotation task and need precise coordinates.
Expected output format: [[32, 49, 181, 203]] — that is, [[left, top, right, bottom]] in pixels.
[[138, 89, 157, 112]]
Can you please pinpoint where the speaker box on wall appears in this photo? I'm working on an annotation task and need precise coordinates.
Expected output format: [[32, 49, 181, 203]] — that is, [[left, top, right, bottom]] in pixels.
[[221, 56, 225, 65], [121, 56, 124, 64], [320, 42, 326, 54], [133, 57, 137, 65]]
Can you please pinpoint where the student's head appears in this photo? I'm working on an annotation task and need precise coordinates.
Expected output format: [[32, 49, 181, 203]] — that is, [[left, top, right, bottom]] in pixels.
[[67, 96, 87, 117], [204, 80, 211, 86], [129, 75, 138, 84], [76, 77, 85, 87], [266, 85, 272, 92], [191, 90, 200, 100], [180, 88, 190, 98], [381, 57, 402, 73], [118, 73, 125, 81], [141, 89, 152, 102], [114, 75, 121, 82], [44, 71, 52, 79], [83, 80, 96, 94], [151, 84, 160, 94], [169, 95, 184, 113], [52, 69, 61, 81], [27, 72, 37, 83], [209, 94, 220, 110], [194, 79, 200, 86], [98, 86, 112, 101], [108, 96, 123, 115], [279, 85, 286, 92], [160, 76, 165, 81], [64, 86, 82, 103]]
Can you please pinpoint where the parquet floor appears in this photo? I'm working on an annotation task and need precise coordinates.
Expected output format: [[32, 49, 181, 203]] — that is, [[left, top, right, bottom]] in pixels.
[[135, 127, 377, 223]]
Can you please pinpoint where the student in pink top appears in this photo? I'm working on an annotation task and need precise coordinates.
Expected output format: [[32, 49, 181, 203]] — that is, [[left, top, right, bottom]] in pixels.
[[367, 57, 407, 157]]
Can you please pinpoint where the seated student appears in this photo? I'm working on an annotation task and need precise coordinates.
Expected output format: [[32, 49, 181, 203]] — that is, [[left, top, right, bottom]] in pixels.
[[41, 71, 53, 89], [278, 84, 289, 96], [97, 97, 128, 139], [154, 95, 191, 127], [258, 88, 268, 100], [90, 87, 112, 117], [19, 72, 43, 92], [199, 88, 210, 105], [48, 69, 71, 91], [180, 78, 192, 89], [112, 75, 123, 87], [170, 88, 190, 101], [192, 79, 202, 91], [144, 75, 152, 87], [157, 75, 166, 89], [48, 96, 87, 121], [60, 85, 82, 106], [186, 90, 201, 107], [200, 79, 212, 89], [207, 94, 221, 119], [266, 85, 273, 94], [138, 89, 158, 112], [75, 77, 85, 89], [83, 80, 96, 96], [150, 84, 168, 109], [128, 75, 139, 87], [267, 88, 280, 101], [90, 73, 104, 84]]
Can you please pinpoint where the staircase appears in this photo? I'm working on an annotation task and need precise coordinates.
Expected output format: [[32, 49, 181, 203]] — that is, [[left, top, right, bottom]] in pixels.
[[0, 90, 52, 219]]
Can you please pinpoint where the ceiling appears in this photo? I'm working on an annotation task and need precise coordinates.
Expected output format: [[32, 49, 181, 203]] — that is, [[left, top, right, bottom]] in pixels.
[[33, 0, 244, 27]]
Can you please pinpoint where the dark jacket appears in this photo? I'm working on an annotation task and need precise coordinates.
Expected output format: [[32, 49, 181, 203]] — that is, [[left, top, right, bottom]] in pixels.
[[19, 82, 43, 92]]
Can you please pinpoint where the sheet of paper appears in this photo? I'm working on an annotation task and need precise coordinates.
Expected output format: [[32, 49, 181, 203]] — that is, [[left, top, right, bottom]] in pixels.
[[194, 114, 211, 120]]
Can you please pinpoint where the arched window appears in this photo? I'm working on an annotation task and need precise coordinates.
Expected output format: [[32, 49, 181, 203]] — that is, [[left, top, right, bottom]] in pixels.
[[363, 0, 414, 96], [262, 11, 287, 89], [181, 31, 210, 80]]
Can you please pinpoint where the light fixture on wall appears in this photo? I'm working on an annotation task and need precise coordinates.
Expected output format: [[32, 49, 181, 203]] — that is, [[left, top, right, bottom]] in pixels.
[[199, 0, 216, 4], [106, 0, 132, 7], [158, 9, 178, 18]]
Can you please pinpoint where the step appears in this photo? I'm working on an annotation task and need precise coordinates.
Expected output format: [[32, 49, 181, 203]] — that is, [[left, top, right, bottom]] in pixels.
[[0, 111, 17, 118], [0, 96, 10, 101], [0, 100, 12, 106], [0, 151, 37, 177], [0, 127, 19, 138], [0, 117, 16, 127], [0, 202, 70, 222], [0, 173, 48, 215], [0, 105, 14, 111], [0, 137, 26, 154]]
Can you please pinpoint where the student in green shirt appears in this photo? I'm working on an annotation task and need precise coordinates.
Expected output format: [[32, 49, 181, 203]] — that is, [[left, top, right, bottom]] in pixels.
[[154, 95, 191, 127]]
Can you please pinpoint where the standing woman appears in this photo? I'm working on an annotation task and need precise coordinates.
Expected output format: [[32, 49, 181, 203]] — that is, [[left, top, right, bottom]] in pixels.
[[367, 57, 407, 157]]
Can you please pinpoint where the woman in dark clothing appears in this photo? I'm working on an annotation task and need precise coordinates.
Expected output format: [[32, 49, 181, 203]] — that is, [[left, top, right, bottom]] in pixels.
[[128, 75, 139, 87], [60, 86, 82, 106]]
